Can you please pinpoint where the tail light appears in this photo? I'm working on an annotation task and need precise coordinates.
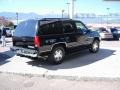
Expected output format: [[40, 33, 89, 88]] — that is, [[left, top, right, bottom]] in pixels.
[[34, 36, 41, 47]]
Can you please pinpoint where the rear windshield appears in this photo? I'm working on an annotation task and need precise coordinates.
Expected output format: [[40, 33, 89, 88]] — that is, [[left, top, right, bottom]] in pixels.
[[14, 20, 37, 37]]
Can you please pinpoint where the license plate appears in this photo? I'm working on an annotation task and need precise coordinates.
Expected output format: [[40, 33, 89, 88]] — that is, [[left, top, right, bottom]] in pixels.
[[17, 50, 22, 54], [17, 49, 34, 55], [17, 49, 29, 54]]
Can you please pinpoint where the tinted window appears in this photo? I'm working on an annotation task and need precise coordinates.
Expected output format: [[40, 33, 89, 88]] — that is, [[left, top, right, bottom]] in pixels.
[[39, 21, 63, 35], [63, 21, 74, 33], [14, 20, 37, 37], [111, 28, 117, 33], [99, 28, 108, 33], [75, 21, 88, 33]]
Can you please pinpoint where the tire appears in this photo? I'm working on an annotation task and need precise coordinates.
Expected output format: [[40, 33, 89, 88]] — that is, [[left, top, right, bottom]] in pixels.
[[113, 37, 119, 40], [89, 40, 100, 53], [113, 35, 119, 40], [48, 46, 65, 65]]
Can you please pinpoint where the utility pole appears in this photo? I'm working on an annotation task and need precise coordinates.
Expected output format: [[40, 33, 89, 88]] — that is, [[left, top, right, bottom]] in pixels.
[[66, 3, 70, 18], [70, 0, 76, 19], [106, 8, 110, 27], [62, 10, 65, 18], [16, 12, 18, 25]]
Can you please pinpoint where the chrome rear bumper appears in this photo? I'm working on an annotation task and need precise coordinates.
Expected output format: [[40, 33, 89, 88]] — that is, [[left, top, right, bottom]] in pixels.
[[11, 46, 38, 57]]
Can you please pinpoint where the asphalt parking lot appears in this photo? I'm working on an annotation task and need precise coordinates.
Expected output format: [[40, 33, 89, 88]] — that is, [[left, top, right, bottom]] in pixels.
[[0, 38, 120, 80]]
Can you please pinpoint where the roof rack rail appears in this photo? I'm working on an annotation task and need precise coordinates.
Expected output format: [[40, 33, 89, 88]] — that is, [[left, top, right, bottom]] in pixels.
[[41, 18, 71, 21]]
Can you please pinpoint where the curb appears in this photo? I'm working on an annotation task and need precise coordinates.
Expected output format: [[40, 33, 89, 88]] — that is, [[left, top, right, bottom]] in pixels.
[[0, 71, 120, 81]]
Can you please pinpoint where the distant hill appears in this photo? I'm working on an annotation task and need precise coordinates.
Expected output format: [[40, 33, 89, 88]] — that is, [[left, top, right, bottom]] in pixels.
[[0, 12, 41, 20], [0, 12, 120, 24], [0, 12, 63, 20], [0, 12, 63, 24]]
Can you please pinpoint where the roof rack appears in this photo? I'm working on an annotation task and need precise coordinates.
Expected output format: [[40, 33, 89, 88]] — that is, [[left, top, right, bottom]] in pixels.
[[41, 18, 72, 21]]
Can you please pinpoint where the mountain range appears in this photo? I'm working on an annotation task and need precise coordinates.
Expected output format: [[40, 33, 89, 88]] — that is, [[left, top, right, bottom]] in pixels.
[[0, 12, 42, 20], [0, 12, 62, 20], [0, 12, 120, 24]]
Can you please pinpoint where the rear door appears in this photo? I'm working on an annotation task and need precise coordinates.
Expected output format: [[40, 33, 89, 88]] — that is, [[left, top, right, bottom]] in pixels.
[[37, 21, 65, 51], [13, 20, 38, 49]]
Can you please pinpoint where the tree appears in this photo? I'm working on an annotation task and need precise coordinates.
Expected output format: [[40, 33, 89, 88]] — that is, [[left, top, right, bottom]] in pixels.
[[0, 16, 14, 27], [6, 21, 14, 27]]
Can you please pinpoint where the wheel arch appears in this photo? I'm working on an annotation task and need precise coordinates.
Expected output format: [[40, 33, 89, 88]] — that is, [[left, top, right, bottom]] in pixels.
[[94, 37, 100, 42], [51, 42, 67, 51]]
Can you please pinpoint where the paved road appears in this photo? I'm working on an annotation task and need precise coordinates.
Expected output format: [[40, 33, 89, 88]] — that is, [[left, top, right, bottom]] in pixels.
[[101, 40, 120, 48], [0, 38, 120, 90], [0, 73, 120, 90], [0, 39, 120, 79]]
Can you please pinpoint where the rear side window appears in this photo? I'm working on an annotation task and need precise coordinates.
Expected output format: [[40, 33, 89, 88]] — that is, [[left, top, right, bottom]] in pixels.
[[39, 21, 63, 35], [14, 20, 37, 37]]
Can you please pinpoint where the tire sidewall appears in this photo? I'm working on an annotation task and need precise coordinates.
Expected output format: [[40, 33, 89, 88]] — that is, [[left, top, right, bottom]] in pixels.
[[48, 46, 65, 64], [90, 40, 100, 53]]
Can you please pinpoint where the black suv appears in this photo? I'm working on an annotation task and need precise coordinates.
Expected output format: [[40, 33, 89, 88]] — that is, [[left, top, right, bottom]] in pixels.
[[11, 18, 100, 64]]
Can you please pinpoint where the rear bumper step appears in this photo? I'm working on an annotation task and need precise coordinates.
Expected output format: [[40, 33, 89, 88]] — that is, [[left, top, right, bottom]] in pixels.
[[10, 46, 38, 57]]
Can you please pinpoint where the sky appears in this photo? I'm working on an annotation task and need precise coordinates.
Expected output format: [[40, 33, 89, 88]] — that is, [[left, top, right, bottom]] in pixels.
[[0, 0, 120, 15]]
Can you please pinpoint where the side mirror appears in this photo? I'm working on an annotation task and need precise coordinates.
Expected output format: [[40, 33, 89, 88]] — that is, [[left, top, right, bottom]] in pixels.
[[78, 29, 84, 34], [88, 29, 91, 32], [86, 29, 91, 33], [78, 29, 90, 34]]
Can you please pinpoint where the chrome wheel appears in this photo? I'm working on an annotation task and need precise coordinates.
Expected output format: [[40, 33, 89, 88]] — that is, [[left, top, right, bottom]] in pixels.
[[54, 49, 63, 61], [48, 46, 65, 64], [93, 42, 99, 51], [89, 40, 100, 53]]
